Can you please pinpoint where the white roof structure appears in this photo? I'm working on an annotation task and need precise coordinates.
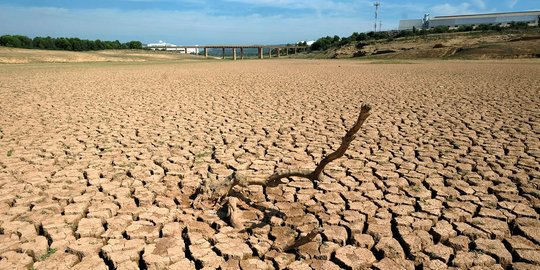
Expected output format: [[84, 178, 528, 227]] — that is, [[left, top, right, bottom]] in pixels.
[[399, 10, 540, 30], [146, 40, 176, 47]]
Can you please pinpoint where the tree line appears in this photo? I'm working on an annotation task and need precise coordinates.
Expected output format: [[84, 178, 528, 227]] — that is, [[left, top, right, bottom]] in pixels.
[[310, 21, 536, 51], [0, 35, 143, 51]]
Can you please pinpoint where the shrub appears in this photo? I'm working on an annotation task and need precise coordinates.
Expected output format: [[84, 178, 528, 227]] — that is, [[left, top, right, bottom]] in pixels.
[[457, 25, 474, 32], [356, 33, 368, 41], [432, 25, 450, 33], [490, 24, 503, 31], [396, 30, 414, 38], [356, 42, 368, 49], [476, 24, 492, 31], [509, 21, 529, 29]]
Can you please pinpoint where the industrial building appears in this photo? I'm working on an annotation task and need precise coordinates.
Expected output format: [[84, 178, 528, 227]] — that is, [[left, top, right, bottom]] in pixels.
[[399, 11, 540, 30]]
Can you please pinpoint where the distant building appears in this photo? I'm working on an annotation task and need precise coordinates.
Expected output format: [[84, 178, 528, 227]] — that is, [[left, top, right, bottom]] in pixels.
[[146, 41, 199, 54], [297, 40, 315, 46], [399, 11, 540, 30]]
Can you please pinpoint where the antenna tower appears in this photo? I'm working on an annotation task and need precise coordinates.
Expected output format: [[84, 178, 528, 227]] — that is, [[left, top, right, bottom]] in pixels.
[[374, 1, 380, 32]]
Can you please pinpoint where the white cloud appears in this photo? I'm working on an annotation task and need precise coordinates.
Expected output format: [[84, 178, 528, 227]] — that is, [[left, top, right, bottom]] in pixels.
[[0, 4, 373, 44], [429, 1, 498, 16], [222, 0, 372, 16], [429, 1, 501, 16]]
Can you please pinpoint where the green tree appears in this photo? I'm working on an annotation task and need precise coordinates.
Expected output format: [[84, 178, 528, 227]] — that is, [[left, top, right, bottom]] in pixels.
[[43, 36, 56, 49], [0, 35, 22, 47], [55, 38, 72, 50], [310, 36, 338, 51], [70, 38, 84, 51], [14, 35, 33, 48], [127, 40, 142, 49], [33, 37, 45, 49], [95, 39, 105, 50], [112, 40, 122, 49], [356, 33, 368, 41]]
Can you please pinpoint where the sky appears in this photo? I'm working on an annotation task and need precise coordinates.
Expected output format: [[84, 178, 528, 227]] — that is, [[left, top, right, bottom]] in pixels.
[[0, 0, 538, 45]]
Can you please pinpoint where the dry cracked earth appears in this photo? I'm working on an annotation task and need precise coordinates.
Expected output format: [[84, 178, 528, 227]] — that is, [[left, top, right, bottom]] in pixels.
[[0, 59, 539, 270]]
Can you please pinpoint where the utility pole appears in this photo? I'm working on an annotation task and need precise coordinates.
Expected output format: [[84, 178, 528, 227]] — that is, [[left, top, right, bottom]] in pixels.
[[374, 1, 380, 32]]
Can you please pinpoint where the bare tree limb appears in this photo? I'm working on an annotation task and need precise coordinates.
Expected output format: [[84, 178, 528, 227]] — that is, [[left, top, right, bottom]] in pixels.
[[309, 103, 371, 180], [266, 169, 313, 186]]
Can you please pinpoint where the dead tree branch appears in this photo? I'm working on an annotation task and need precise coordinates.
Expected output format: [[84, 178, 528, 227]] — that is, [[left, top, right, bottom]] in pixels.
[[220, 104, 372, 198], [309, 103, 372, 180]]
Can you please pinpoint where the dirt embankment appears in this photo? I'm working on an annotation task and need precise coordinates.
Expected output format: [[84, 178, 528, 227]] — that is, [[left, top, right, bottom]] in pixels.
[[322, 30, 540, 60], [0, 47, 206, 64]]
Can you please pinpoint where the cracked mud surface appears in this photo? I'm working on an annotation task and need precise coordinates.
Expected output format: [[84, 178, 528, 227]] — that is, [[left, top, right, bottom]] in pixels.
[[0, 59, 539, 269]]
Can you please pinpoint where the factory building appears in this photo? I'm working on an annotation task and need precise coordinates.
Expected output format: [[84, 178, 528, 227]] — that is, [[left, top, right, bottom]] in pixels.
[[399, 11, 540, 30]]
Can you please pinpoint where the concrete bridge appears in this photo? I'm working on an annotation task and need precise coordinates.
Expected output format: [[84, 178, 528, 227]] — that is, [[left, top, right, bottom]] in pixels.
[[147, 45, 309, 60]]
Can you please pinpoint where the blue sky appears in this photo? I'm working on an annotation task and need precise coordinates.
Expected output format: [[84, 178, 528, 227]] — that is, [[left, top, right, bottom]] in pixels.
[[0, 0, 538, 45]]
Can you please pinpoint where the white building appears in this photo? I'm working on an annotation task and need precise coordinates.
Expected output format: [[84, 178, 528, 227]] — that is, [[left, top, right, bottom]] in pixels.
[[146, 41, 199, 54], [399, 11, 540, 30], [298, 40, 315, 46]]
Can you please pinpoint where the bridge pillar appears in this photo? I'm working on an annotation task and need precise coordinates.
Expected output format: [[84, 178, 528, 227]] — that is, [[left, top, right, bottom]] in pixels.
[[222, 48, 225, 59], [233, 48, 237, 60], [204, 48, 208, 58], [286, 48, 289, 56], [268, 48, 272, 58], [258, 48, 263, 59], [240, 48, 244, 60], [294, 47, 297, 54], [276, 48, 280, 58]]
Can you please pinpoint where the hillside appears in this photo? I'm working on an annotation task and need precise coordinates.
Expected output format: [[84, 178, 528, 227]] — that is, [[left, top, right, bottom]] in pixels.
[[310, 29, 540, 60]]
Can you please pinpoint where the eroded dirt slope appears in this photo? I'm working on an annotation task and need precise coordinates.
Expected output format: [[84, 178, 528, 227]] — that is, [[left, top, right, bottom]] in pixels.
[[0, 60, 539, 269], [327, 31, 540, 60], [0, 47, 204, 64]]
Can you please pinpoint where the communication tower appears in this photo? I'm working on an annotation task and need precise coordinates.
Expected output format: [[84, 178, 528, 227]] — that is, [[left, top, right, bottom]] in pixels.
[[374, 1, 381, 32]]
